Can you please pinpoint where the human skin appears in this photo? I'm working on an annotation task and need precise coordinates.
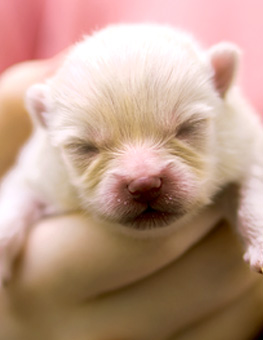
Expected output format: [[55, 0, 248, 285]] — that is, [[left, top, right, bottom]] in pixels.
[[0, 59, 263, 340]]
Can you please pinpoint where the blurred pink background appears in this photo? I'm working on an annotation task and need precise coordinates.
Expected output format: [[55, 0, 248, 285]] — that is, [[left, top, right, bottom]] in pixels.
[[0, 0, 262, 114]]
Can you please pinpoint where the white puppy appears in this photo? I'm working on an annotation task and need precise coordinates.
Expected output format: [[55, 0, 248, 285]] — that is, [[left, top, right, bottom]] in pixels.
[[0, 24, 263, 284]]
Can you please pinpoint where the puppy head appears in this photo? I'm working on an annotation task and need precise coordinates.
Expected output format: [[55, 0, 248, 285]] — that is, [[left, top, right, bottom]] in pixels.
[[26, 24, 240, 231]]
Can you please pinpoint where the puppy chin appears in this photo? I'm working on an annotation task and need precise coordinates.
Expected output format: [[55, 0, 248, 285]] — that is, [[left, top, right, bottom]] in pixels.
[[93, 201, 204, 240], [119, 208, 185, 230]]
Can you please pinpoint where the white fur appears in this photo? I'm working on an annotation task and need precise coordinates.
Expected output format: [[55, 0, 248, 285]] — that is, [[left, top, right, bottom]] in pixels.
[[0, 23, 263, 285]]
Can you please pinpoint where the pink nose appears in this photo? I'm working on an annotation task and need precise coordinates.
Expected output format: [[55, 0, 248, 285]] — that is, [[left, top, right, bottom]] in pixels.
[[128, 176, 162, 203]]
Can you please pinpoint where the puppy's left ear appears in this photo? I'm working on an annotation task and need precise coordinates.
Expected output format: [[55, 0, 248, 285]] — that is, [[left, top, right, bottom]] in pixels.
[[25, 83, 50, 128], [208, 42, 241, 98]]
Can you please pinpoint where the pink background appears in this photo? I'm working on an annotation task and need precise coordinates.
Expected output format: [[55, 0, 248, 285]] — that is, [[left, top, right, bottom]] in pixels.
[[0, 0, 263, 114]]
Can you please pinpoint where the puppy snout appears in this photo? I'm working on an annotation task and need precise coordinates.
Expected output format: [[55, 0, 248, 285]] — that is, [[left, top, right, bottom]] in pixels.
[[128, 176, 162, 203]]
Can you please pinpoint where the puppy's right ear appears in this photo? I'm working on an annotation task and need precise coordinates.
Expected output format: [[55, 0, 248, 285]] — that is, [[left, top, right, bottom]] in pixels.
[[25, 83, 50, 128]]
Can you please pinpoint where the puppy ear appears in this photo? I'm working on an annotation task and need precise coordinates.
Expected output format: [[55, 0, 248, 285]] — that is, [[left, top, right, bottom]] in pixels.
[[25, 83, 50, 127], [208, 42, 241, 98]]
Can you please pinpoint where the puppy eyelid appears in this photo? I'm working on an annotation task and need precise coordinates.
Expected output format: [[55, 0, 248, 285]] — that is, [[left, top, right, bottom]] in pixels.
[[65, 141, 99, 155], [80, 143, 99, 154], [176, 123, 195, 139], [176, 119, 207, 139]]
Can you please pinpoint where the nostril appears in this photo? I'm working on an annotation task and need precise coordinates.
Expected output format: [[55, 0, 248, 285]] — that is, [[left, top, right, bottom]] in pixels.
[[128, 176, 162, 202]]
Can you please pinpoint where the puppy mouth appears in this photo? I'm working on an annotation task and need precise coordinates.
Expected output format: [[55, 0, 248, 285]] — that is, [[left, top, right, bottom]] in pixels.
[[120, 206, 184, 230]]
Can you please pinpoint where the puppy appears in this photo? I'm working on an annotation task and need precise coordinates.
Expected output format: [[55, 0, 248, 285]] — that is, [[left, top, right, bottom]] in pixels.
[[0, 24, 262, 284]]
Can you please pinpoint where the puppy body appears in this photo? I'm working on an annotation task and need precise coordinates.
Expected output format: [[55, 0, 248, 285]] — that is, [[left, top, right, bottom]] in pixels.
[[0, 24, 263, 282]]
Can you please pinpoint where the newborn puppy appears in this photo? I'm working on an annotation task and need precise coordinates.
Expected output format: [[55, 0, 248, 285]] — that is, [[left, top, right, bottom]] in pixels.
[[0, 24, 263, 284]]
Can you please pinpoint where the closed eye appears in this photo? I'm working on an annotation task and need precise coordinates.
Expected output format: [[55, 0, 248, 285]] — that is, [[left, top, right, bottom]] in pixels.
[[176, 119, 208, 140], [77, 143, 99, 154], [64, 141, 99, 156], [176, 123, 195, 139]]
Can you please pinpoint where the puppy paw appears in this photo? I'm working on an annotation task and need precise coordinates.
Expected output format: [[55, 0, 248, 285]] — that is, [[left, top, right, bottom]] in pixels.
[[243, 244, 263, 274]]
